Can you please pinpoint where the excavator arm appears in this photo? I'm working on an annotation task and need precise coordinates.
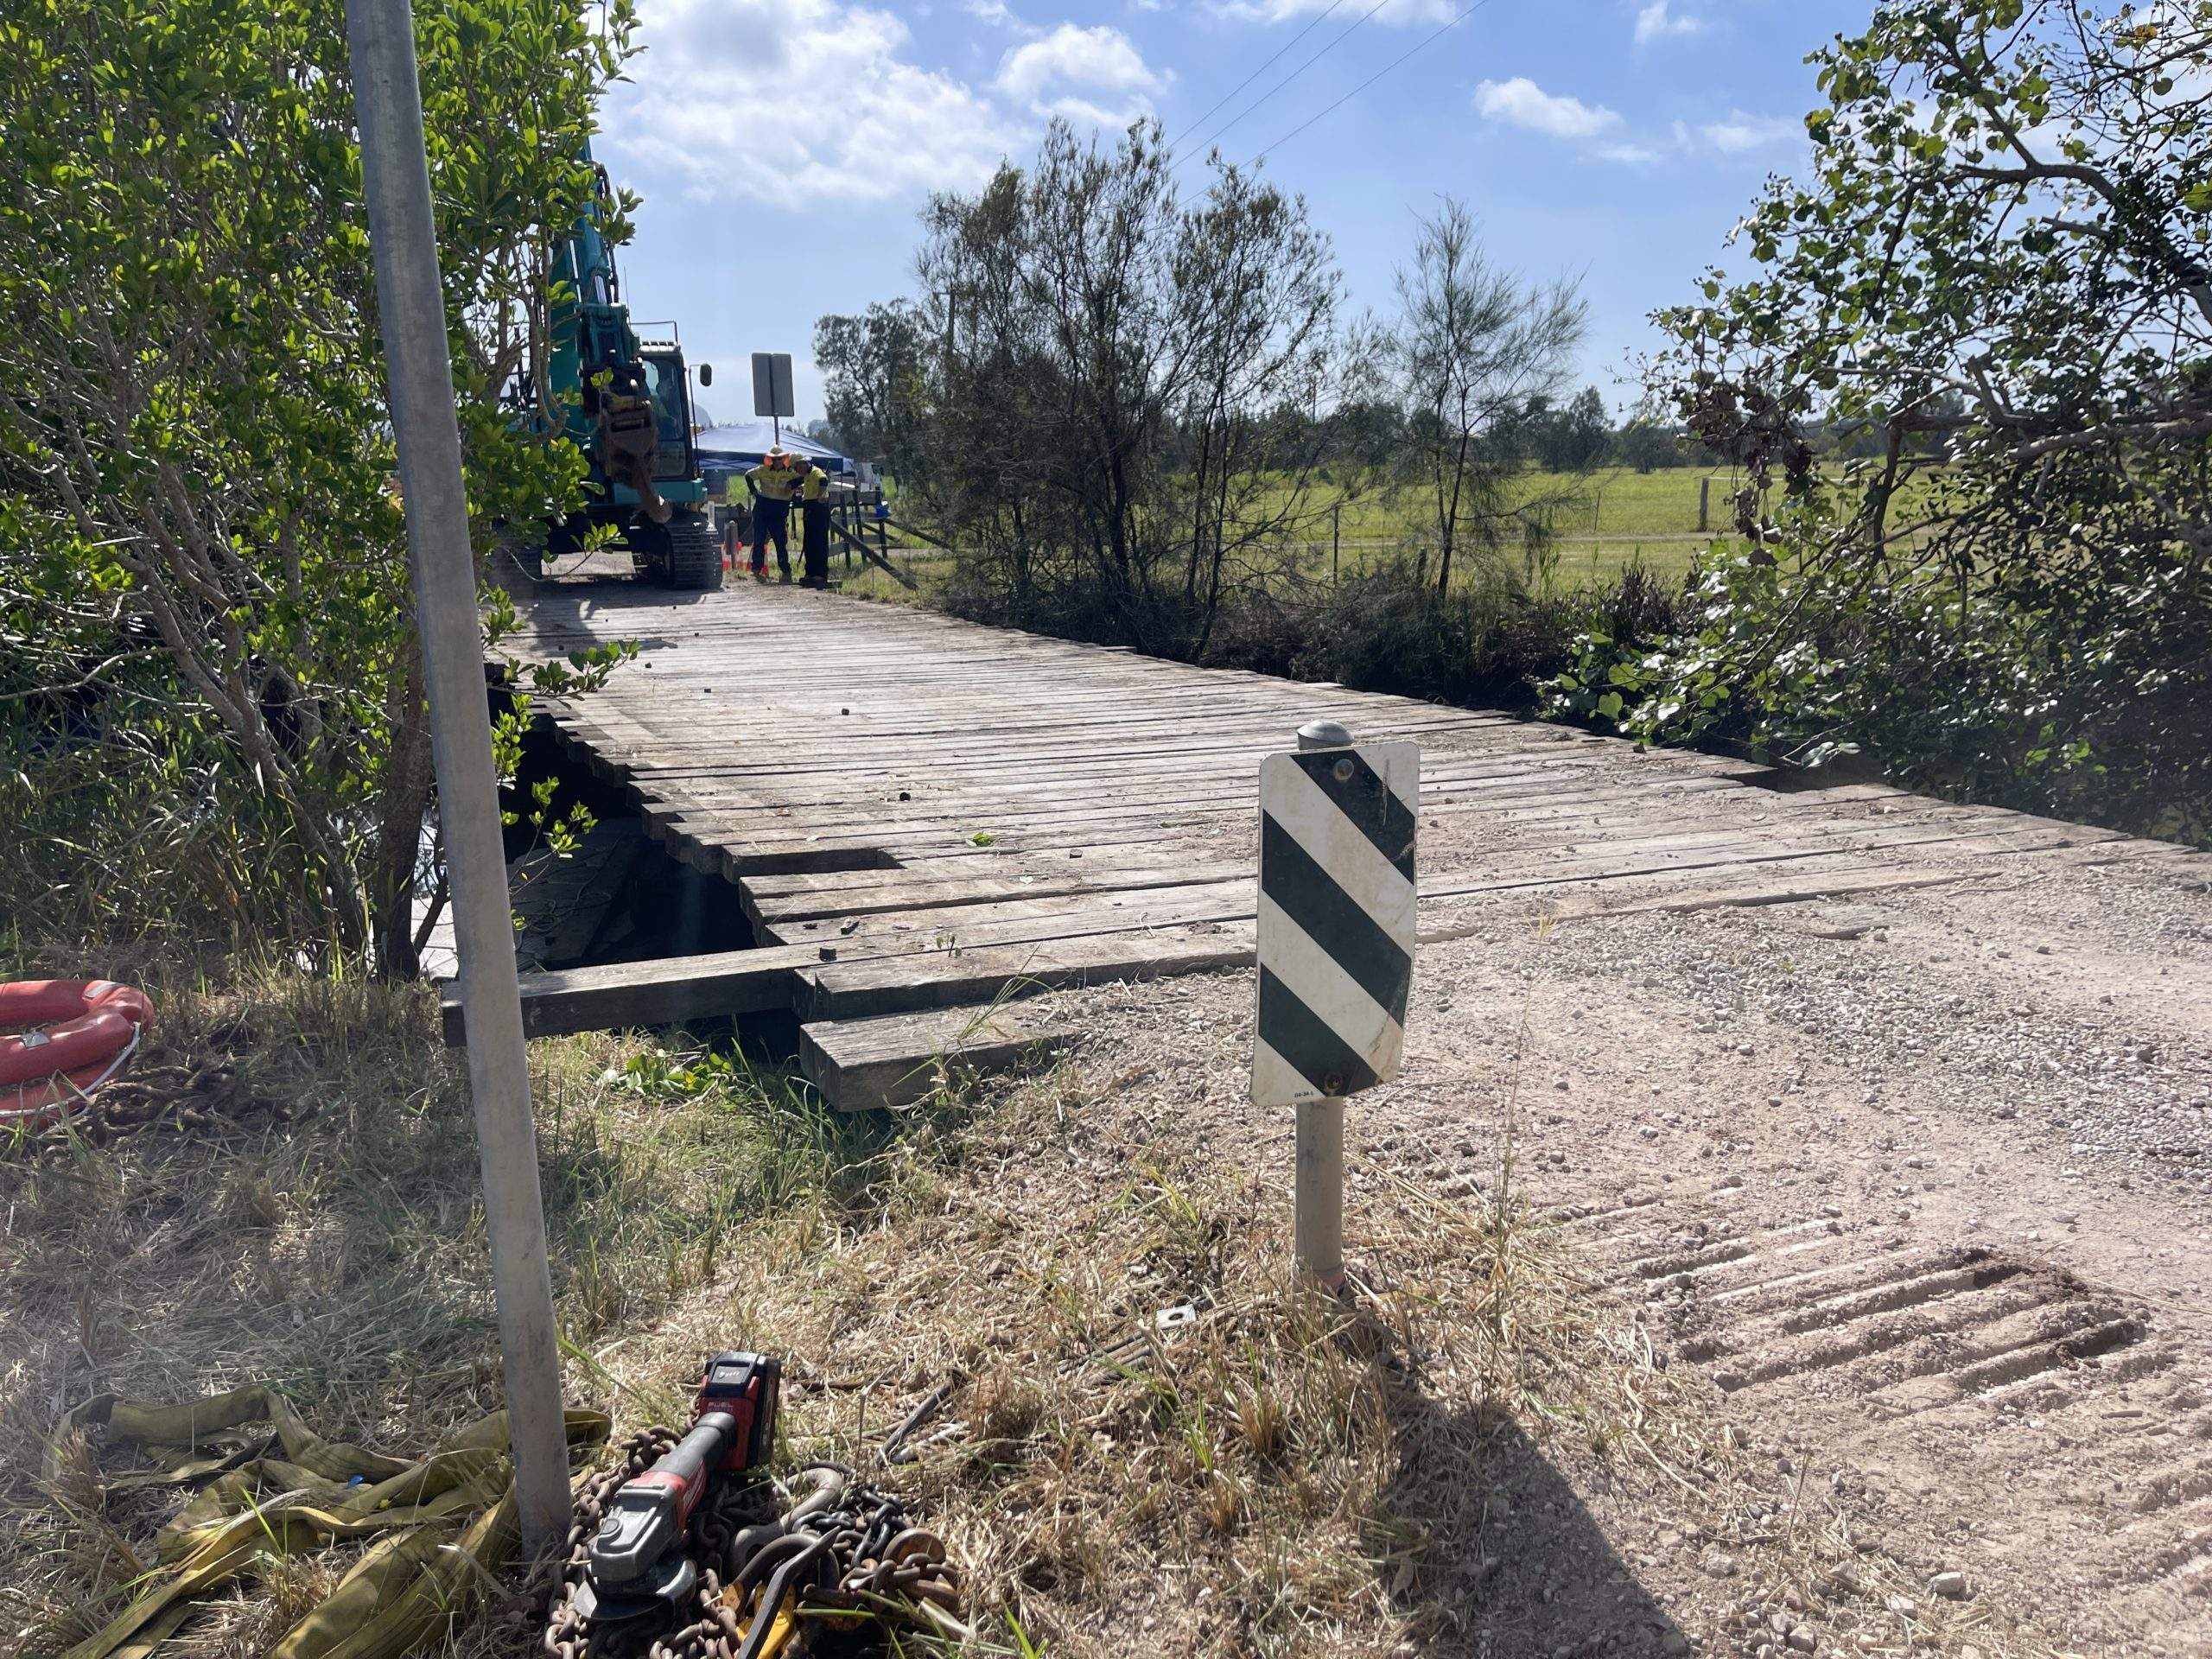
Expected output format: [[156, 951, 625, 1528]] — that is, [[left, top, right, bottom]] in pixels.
[[520, 143, 715, 588]]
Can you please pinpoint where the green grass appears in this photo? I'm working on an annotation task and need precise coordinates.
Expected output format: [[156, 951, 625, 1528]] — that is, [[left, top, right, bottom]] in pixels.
[[1250, 466, 1726, 582], [841, 549, 956, 605], [834, 467, 1751, 605], [840, 463, 1960, 606]]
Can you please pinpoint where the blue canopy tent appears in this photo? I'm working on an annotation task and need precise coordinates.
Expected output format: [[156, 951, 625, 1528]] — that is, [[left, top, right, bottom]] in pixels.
[[691, 420, 850, 500]]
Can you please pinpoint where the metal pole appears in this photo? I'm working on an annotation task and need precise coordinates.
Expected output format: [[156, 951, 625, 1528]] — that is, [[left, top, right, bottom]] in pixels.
[[1332, 504, 1340, 584], [1294, 1097, 1345, 1287], [345, 0, 571, 1557], [1291, 717, 1351, 1290]]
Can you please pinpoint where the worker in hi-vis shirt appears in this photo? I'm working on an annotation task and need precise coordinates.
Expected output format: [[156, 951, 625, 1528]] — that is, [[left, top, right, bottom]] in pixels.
[[795, 459, 831, 588], [742, 448, 802, 581]]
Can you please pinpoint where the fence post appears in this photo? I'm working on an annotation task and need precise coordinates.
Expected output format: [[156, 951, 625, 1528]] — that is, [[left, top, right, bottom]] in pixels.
[[1332, 504, 1341, 584], [344, 0, 570, 1559], [1698, 475, 1710, 533]]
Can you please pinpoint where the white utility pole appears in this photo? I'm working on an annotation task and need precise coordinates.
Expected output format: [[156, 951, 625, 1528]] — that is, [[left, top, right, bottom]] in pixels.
[[344, 0, 571, 1555]]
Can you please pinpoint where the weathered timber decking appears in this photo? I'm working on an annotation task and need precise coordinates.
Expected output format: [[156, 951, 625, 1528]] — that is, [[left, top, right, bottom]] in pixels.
[[457, 575, 2203, 1107]]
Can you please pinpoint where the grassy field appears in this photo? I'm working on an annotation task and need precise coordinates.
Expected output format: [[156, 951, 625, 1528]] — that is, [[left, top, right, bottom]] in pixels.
[[830, 467, 1751, 606], [837, 462, 1961, 608], [1271, 464, 1728, 547]]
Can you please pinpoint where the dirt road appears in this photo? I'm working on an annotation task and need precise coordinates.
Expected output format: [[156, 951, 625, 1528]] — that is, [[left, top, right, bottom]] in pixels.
[[1037, 827, 2210, 1655]]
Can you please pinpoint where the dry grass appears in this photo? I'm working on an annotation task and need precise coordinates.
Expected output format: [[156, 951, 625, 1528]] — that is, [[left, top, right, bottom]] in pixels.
[[0, 963, 2049, 1659], [582, 1046, 1996, 1659], [0, 962, 853, 1659]]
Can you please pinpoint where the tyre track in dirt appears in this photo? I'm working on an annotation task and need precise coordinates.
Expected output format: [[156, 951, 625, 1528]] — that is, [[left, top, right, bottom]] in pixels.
[[1552, 1178, 2212, 1647]]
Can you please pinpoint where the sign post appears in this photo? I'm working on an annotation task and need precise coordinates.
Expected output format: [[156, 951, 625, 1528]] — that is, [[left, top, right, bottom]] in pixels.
[[751, 351, 795, 448], [1253, 719, 1418, 1287], [346, 0, 571, 1555]]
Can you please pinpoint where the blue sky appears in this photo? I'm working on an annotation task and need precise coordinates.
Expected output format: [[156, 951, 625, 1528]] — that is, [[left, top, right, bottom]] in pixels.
[[596, 0, 1871, 426]]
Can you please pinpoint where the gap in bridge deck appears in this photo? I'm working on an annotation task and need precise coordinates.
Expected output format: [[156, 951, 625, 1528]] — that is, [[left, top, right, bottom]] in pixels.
[[505, 718, 757, 971], [439, 718, 810, 1063]]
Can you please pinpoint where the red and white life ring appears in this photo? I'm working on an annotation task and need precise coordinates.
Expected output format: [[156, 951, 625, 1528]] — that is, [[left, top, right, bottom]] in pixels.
[[1, 979, 153, 1129]]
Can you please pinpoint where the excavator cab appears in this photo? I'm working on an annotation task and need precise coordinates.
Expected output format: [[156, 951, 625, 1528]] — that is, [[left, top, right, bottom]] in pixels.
[[639, 346, 697, 489]]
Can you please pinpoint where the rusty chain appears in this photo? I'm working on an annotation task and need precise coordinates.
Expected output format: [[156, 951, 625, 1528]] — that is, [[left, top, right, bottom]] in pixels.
[[6, 1057, 281, 1163], [535, 1427, 965, 1659]]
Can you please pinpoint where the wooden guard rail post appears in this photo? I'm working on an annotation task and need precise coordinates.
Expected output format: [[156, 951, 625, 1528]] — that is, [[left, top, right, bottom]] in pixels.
[[828, 483, 916, 589]]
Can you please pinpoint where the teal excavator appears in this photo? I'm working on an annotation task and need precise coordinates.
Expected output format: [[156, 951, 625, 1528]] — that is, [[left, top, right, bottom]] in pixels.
[[518, 150, 721, 589]]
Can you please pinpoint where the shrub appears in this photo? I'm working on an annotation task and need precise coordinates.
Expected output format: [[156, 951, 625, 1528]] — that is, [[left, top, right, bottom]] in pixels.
[[1548, 546, 2211, 843], [0, 0, 632, 971]]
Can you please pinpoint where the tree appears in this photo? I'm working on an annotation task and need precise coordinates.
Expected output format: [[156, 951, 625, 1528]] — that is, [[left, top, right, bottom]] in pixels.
[[1524, 386, 1614, 473], [813, 301, 926, 474], [1557, 0, 2212, 841], [1556, 387, 1614, 473], [1612, 419, 1683, 474], [912, 120, 1341, 657], [1386, 200, 1585, 592], [1326, 399, 1408, 472], [0, 0, 635, 970]]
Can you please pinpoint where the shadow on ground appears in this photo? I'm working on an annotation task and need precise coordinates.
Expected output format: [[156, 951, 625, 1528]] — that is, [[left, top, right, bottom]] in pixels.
[[1371, 1392, 1687, 1657]]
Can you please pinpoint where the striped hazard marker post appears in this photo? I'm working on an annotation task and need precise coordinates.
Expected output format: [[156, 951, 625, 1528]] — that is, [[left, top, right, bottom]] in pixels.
[[1254, 718, 1418, 1288]]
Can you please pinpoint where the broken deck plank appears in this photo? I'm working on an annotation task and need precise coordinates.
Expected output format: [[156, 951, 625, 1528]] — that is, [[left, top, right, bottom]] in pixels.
[[797, 923, 1257, 1020]]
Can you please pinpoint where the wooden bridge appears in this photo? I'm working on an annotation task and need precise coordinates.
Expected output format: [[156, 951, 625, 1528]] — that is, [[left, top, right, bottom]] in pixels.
[[452, 575, 2201, 1109]]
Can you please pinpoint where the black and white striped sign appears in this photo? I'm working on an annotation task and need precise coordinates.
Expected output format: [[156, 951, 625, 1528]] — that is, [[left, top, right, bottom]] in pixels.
[[1252, 738, 1418, 1107]]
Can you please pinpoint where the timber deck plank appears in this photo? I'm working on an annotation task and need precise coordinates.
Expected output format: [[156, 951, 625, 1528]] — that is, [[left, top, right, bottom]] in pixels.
[[459, 578, 2202, 1103]]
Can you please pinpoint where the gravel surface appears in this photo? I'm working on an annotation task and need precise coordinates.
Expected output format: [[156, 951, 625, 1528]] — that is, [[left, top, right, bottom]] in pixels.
[[1016, 841, 2212, 1655]]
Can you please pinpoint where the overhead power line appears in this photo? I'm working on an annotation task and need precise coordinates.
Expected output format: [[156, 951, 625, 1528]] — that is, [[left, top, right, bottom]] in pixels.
[[1251, 0, 1497, 164], [1181, 0, 1401, 164], [1166, 0, 1350, 155]]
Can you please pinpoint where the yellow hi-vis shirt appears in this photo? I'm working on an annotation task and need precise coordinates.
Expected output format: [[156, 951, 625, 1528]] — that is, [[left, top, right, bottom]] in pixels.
[[798, 467, 829, 502], [745, 461, 802, 501]]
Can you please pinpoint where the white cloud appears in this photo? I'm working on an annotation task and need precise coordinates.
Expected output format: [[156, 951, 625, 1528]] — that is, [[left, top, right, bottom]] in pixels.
[[1698, 109, 1802, 153], [1473, 77, 1621, 140], [603, 0, 1020, 203], [1592, 141, 1662, 165], [1632, 1, 1704, 44], [963, 0, 1037, 31], [995, 23, 1164, 123]]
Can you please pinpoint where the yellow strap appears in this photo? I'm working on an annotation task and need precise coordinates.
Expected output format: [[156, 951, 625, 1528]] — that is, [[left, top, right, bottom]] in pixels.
[[725, 1586, 799, 1659], [57, 1387, 415, 1485], [59, 1390, 607, 1659], [274, 1493, 518, 1659]]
